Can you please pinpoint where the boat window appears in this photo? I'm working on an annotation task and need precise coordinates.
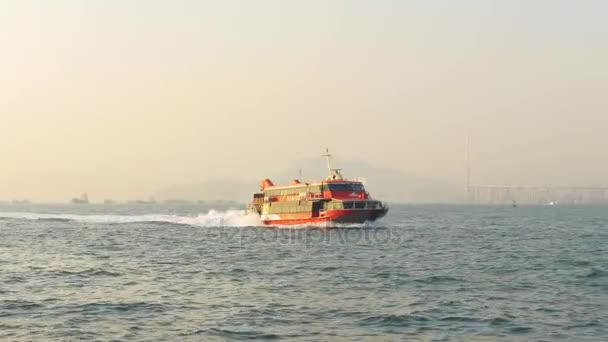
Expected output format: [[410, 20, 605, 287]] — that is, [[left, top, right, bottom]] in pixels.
[[343, 201, 353, 209], [328, 201, 343, 210], [328, 183, 364, 192], [265, 187, 307, 197], [309, 185, 323, 193], [354, 201, 365, 209], [367, 201, 376, 209]]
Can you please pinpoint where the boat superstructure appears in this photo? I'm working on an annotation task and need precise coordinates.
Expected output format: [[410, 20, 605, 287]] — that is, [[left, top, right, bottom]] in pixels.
[[72, 193, 89, 204]]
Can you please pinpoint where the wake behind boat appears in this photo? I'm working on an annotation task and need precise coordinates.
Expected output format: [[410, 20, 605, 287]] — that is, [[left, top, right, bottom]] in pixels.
[[246, 150, 388, 226]]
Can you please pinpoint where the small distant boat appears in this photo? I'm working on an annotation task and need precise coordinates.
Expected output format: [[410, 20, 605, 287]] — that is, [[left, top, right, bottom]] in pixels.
[[72, 193, 89, 204], [545, 200, 557, 206], [12, 199, 31, 205], [103, 199, 117, 204], [163, 199, 194, 204], [130, 197, 156, 205]]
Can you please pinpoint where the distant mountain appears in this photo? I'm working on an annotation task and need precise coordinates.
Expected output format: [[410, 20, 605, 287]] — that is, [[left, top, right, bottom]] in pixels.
[[273, 158, 462, 203], [153, 159, 462, 203]]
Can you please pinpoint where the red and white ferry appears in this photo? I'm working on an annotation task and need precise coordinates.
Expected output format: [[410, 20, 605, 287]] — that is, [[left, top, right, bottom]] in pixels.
[[246, 150, 388, 225]]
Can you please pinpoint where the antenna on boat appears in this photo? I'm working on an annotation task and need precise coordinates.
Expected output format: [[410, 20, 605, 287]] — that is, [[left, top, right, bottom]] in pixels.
[[323, 147, 332, 174], [322, 148, 343, 181]]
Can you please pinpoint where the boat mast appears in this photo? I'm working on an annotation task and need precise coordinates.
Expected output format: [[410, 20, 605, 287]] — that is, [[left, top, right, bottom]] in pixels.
[[323, 147, 332, 175], [322, 148, 343, 181]]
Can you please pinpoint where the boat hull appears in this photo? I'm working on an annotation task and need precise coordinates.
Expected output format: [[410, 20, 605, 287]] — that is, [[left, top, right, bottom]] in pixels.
[[260, 208, 388, 226]]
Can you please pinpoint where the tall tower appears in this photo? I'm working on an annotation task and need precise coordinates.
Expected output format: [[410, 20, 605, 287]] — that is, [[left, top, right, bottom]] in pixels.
[[465, 135, 471, 202]]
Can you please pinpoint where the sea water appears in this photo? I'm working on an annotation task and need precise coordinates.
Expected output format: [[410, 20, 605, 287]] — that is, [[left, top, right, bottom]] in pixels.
[[0, 204, 606, 341]]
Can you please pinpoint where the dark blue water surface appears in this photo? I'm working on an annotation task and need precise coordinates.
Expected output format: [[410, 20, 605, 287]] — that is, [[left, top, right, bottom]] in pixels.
[[0, 204, 606, 341]]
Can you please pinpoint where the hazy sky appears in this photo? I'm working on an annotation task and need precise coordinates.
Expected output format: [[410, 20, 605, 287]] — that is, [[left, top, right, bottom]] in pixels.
[[1, 0, 607, 201]]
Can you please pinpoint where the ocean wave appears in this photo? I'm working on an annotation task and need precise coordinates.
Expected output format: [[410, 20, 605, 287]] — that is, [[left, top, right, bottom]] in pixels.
[[0, 300, 44, 311], [414, 275, 462, 284], [37, 217, 73, 223], [45, 302, 171, 316], [439, 315, 479, 322], [484, 316, 512, 325], [204, 328, 281, 340], [0, 210, 262, 228], [53, 268, 122, 278], [578, 267, 606, 278], [359, 313, 432, 327]]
